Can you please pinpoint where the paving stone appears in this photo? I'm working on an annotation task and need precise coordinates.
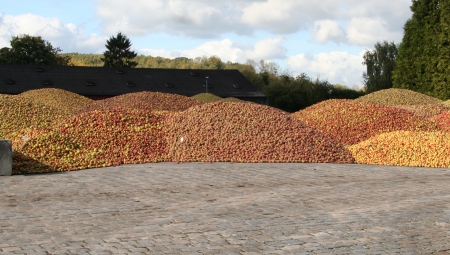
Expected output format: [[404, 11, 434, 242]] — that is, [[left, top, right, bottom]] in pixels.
[[0, 163, 449, 254]]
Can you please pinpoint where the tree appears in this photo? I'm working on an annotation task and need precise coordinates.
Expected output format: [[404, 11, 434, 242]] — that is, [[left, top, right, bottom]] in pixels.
[[329, 84, 365, 99], [362, 41, 398, 93], [101, 32, 138, 68], [0, 34, 70, 65], [262, 73, 334, 112], [393, 0, 450, 99]]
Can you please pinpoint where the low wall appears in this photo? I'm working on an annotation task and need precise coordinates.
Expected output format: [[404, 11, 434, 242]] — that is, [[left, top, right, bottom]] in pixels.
[[0, 140, 12, 176]]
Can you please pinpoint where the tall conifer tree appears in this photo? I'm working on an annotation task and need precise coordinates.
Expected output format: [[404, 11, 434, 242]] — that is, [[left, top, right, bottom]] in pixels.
[[102, 32, 138, 68], [393, 0, 450, 99]]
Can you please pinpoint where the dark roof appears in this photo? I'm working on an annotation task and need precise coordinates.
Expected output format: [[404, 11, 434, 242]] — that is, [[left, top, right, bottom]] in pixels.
[[0, 65, 266, 99]]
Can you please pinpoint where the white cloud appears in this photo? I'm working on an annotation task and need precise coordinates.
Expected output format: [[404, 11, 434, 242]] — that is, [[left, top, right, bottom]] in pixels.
[[94, 0, 411, 48], [288, 51, 366, 88], [0, 14, 105, 53], [240, 0, 303, 33], [1, 14, 61, 36], [287, 54, 309, 70], [96, 0, 249, 38], [312, 20, 345, 44], [346, 17, 402, 45], [139, 37, 286, 63], [246, 37, 287, 60]]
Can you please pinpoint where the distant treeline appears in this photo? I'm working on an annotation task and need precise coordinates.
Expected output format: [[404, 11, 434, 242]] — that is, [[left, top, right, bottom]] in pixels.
[[63, 53, 364, 112]]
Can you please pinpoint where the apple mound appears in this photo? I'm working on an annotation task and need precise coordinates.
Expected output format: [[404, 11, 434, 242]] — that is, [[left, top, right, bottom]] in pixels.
[[58, 108, 169, 165], [11, 108, 168, 174], [349, 131, 450, 168], [355, 88, 442, 106], [444, 100, 450, 106], [0, 96, 69, 138], [292, 99, 439, 145], [430, 111, 450, 132], [394, 104, 450, 118], [19, 88, 93, 115], [76, 91, 202, 114], [11, 128, 94, 174], [164, 102, 355, 163], [192, 93, 222, 103], [220, 97, 249, 103]]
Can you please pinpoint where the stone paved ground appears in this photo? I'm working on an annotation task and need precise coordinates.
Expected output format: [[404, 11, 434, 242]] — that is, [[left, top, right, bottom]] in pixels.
[[0, 162, 449, 255]]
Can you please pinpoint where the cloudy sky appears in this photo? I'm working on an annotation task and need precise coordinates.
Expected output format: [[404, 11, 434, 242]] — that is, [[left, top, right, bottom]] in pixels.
[[1, 0, 413, 88]]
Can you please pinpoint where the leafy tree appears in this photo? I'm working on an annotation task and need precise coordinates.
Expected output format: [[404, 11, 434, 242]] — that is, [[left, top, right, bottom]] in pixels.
[[329, 84, 365, 99], [362, 41, 398, 93], [0, 34, 70, 65], [207, 55, 225, 69], [0, 47, 11, 64], [263, 73, 334, 112], [101, 32, 138, 68], [393, 0, 450, 99]]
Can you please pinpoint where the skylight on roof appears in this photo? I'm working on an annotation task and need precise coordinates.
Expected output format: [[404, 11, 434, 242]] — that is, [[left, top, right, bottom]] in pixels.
[[190, 71, 199, 76], [116, 69, 125, 74], [165, 83, 174, 88], [233, 84, 242, 89], [85, 81, 95, 86], [41, 80, 52, 85], [4, 79, 15, 85], [202, 83, 212, 88], [125, 82, 135, 87], [35, 67, 44, 72]]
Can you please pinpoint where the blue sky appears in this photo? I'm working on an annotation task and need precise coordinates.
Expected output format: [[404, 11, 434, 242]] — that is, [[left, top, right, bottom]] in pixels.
[[1, 0, 413, 89]]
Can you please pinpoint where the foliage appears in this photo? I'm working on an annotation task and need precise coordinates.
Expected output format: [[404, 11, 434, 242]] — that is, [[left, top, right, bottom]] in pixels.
[[393, 0, 450, 100], [362, 41, 398, 93], [101, 32, 138, 68], [64, 53, 103, 66], [262, 74, 361, 112], [329, 84, 365, 99], [0, 34, 70, 65]]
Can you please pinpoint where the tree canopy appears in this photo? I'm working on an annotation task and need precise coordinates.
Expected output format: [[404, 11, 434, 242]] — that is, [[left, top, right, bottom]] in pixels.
[[362, 41, 398, 93], [101, 32, 138, 68], [393, 0, 450, 100], [0, 34, 70, 65]]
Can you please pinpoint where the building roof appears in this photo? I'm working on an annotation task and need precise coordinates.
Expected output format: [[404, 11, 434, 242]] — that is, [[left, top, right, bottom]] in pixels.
[[0, 65, 266, 100]]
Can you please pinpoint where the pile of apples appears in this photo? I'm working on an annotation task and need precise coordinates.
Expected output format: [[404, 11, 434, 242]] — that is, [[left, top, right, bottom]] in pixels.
[[349, 131, 450, 168], [76, 91, 202, 114], [431, 111, 450, 132], [355, 88, 443, 106], [19, 88, 93, 115], [1, 87, 450, 174], [191, 93, 223, 103], [191, 93, 248, 103], [11, 108, 168, 174], [164, 101, 355, 163], [292, 99, 439, 145], [0, 95, 68, 139], [394, 104, 450, 118]]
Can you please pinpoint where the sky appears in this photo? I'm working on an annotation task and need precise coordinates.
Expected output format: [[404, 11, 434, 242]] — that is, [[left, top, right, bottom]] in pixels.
[[0, 0, 414, 89]]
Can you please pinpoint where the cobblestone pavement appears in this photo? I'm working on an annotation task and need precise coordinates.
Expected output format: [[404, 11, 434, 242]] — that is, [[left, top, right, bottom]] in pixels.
[[0, 162, 450, 255]]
